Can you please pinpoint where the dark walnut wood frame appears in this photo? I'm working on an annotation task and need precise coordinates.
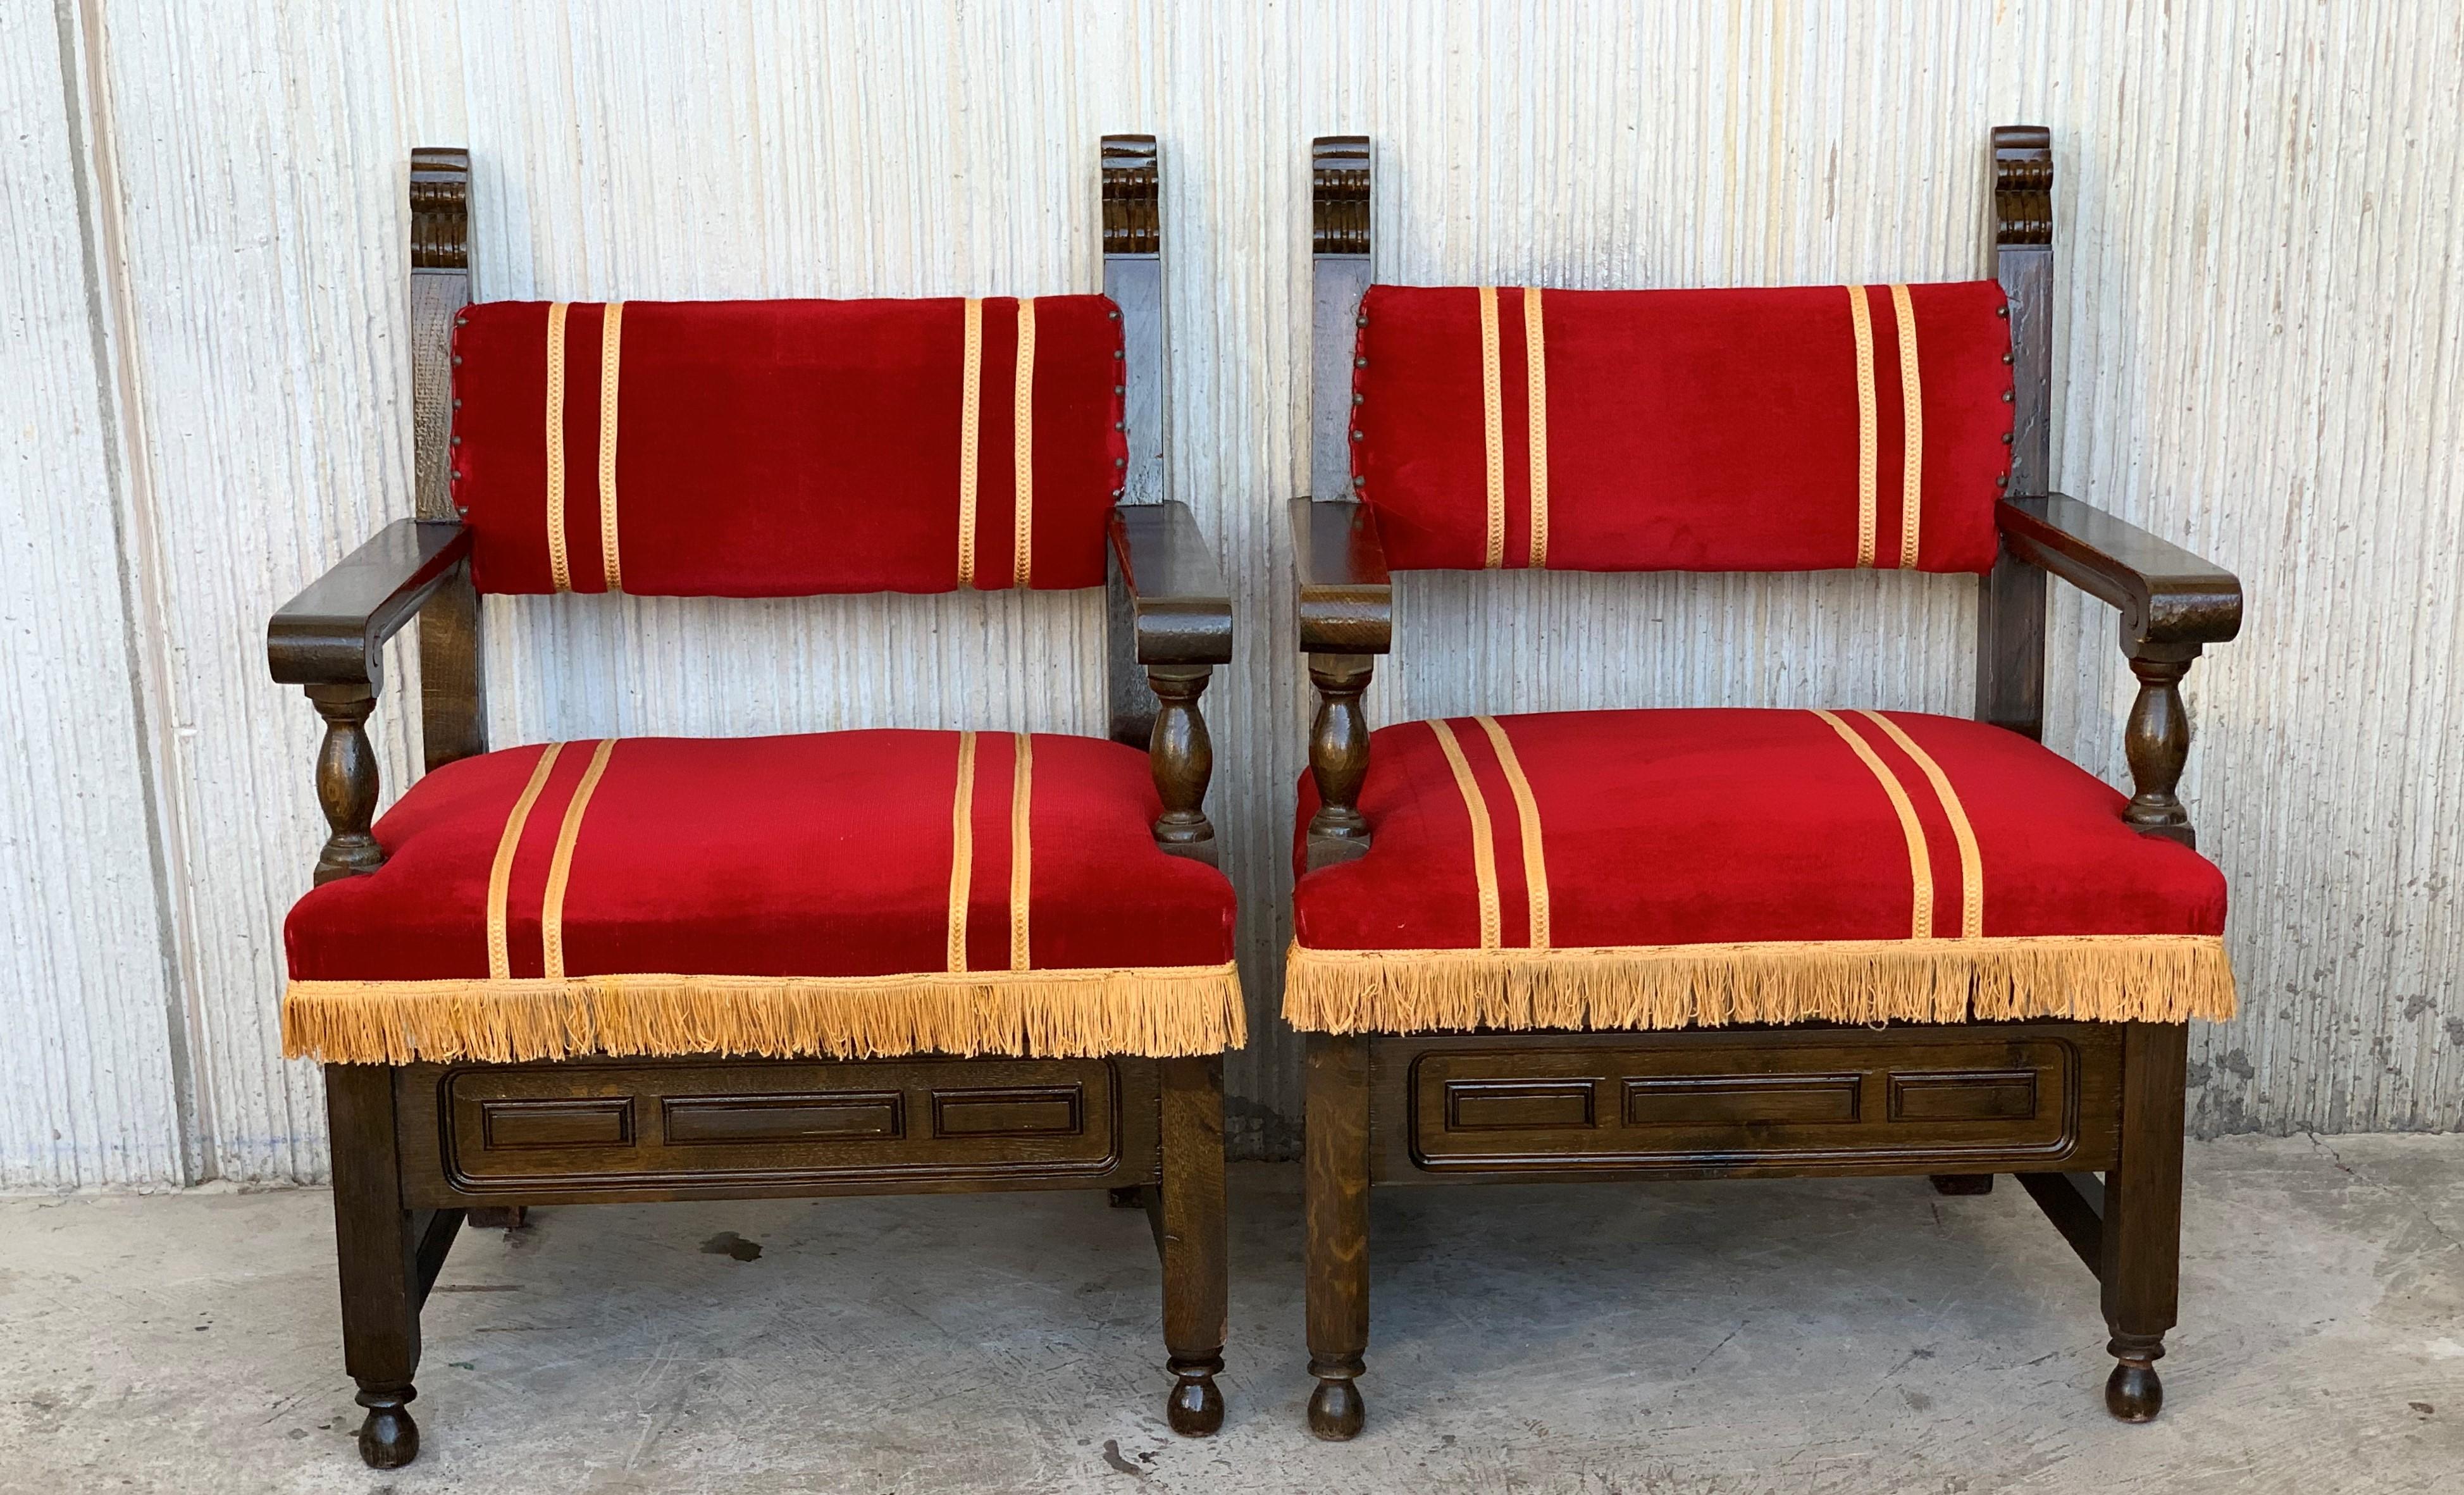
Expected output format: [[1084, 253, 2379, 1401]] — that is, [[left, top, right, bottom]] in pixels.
[[1291, 128, 2243, 1440], [267, 137, 1234, 1468]]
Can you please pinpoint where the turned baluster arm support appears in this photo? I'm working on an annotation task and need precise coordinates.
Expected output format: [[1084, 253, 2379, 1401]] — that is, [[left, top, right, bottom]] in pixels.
[[268, 519, 472, 883], [1292, 499, 1392, 871], [1996, 495, 2243, 848], [1108, 502, 1233, 864]]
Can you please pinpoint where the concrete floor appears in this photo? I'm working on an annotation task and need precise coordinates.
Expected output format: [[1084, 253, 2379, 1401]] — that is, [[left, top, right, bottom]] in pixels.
[[1, 1137, 2458, 1494]]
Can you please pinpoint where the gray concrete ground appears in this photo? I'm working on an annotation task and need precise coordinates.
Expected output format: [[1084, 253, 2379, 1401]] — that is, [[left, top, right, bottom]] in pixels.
[[1, 1136, 2458, 1494]]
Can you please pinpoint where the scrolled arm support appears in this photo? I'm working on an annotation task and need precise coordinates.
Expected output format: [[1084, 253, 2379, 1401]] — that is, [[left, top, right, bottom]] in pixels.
[[1997, 495, 2241, 848]]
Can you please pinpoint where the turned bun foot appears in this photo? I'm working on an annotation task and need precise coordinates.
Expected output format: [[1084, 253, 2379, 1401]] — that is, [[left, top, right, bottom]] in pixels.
[[1165, 1367, 1225, 1437], [2105, 1357, 2164, 1421], [1308, 1376, 1365, 1440], [354, 1385, 419, 1468]]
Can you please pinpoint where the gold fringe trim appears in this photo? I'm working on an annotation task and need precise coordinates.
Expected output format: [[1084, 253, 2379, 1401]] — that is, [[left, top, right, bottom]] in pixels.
[[1282, 934, 2236, 1035], [283, 963, 1247, 1066]]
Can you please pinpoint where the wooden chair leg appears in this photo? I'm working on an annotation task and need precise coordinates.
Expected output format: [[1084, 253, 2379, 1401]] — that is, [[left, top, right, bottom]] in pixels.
[[2100, 1022, 2188, 1420], [1304, 1033, 1371, 1439], [325, 1064, 426, 1468], [1158, 1055, 1227, 1436]]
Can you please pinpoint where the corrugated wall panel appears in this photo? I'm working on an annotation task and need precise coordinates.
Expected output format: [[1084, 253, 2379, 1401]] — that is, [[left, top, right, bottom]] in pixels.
[[4, 0, 2455, 1184], [0, 0, 187, 1188]]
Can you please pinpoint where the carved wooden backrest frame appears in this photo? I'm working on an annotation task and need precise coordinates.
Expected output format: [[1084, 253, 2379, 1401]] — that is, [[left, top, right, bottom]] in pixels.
[[405, 138, 1179, 759]]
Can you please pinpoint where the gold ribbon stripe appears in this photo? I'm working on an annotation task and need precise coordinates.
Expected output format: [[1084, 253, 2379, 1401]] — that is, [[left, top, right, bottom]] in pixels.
[[486, 743, 567, 981], [1811, 709, 1935, 940], [1523, 287, 1551, 569], [946, 731, 979, 971], [543, 302, 572, 592], [958, 298, 985, 587], [540, 738, 618, 981], [1475, 715, 1551, 949], [1890, 283, 1924, 569], [597, 302, 625, 592], [1477, 286, 1506, 569], [1857, 709, 1983, 939], [1012, 297, 1036, 588], [1008, 733, 1034, 970], [1428, 719, 1504, 950], [1847, 285, 1878, 569]]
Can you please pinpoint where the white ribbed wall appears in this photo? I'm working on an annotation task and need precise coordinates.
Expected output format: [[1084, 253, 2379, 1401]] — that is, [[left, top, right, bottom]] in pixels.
[[4, 1, 2457, 1186]]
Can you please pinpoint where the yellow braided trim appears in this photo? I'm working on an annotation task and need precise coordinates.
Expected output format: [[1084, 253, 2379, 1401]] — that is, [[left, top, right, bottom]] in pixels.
[[1282, 934, 2235, 1034], [283, 962, 1247, 1065]]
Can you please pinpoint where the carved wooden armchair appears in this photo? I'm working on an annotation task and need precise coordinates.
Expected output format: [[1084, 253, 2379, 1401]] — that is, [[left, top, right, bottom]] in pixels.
[[267, 137, 1237, 1468], [1289, 129, 2243, 1439]]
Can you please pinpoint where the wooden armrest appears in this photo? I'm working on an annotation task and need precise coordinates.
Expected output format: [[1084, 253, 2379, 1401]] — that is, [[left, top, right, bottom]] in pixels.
[[268, 519, 471, 687], [1109, 501, 1232, 667], [1291, 498, 1392, 654], [1998, 495, 2241, 652]]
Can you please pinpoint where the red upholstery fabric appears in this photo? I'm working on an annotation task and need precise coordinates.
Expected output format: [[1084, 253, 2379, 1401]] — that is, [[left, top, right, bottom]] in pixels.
[[1293, 708, 2224, 953], [1351, 283, 2014, 573], [288, 730, 1233, 982], [452, 296, 1127, 595]]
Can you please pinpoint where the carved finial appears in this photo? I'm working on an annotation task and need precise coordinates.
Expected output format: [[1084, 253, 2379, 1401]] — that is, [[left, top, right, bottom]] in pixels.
[[1101, 135, 1160, 256], [1991, 125, 2052, 247], [409, 147, 471, 271], [1313, 136, 1371, 256]]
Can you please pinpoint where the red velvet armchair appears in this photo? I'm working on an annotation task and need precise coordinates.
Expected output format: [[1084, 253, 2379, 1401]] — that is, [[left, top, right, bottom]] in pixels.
[[1288, 129, 2243, 1437], [267, 137, 1238, 1467]]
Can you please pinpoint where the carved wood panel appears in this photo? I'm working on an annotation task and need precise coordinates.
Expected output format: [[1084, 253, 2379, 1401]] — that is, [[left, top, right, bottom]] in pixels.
[[1371, 1024, 2122, 1182], [396, 1055, 1159, 1205]]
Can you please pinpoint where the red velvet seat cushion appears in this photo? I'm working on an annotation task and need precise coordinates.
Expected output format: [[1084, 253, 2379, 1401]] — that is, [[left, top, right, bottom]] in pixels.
[[452, 296, 1127, 596], [284, 731, 1239, 1062], [1351, 283, 2014, 573], [1287, 709, 2233, 1033]]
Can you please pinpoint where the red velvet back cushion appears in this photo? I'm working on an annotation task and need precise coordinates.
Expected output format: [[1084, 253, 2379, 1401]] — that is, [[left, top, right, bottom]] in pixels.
[[452, 296, 1127, 595], [1351, 283, 2014, 573]]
